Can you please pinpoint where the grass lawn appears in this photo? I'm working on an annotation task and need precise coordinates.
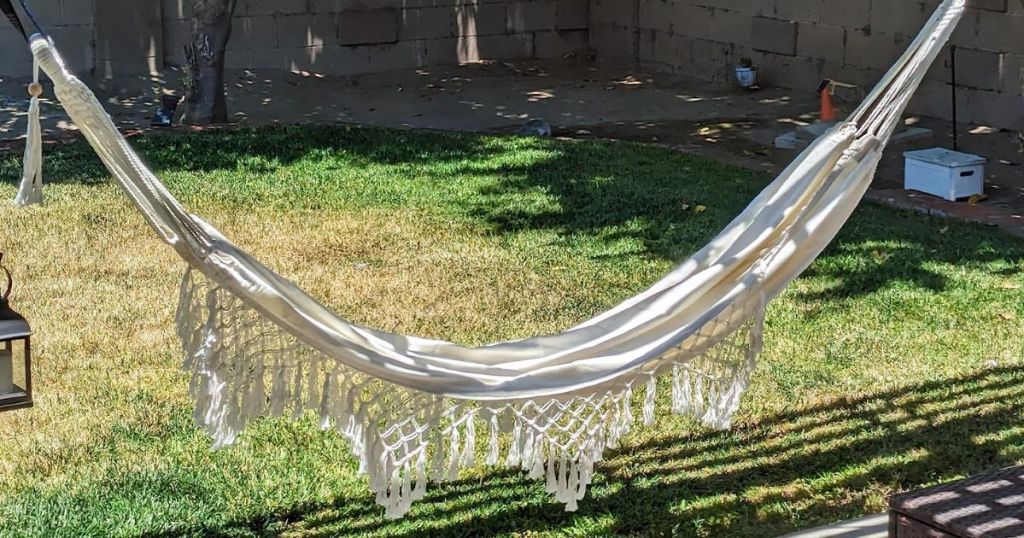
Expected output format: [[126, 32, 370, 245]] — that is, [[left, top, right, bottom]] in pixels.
[[0, 125, 1022, 537]]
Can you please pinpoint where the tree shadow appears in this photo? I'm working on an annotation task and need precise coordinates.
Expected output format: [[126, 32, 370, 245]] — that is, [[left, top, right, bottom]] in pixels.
[[456, 138, 1024, 299], [3, 125, 1022, 537], [796, 206, 1024, 302], [0, 124, 509, 186], [2, 123, 1020, 298], [136, 366, 1024, 537]]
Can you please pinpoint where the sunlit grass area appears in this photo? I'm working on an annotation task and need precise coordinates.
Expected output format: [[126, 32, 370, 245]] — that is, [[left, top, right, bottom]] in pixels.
[[0, 125, 1022, 537]]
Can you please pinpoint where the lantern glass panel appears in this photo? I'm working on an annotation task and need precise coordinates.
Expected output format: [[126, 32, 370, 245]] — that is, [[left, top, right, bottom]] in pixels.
[[0, 337, 31, 410]]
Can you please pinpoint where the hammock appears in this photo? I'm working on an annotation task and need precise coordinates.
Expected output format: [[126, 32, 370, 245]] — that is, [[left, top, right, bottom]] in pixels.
[[16, 0, 965, 518]]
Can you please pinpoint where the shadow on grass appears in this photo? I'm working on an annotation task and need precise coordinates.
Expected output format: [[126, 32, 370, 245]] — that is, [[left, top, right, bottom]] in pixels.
[[0, 125, 508, 186], [3, 124, 1021, 537], [798, 206, 1024, 301], [136, 366, 1024, 538], [4, 124, 1019, 299]]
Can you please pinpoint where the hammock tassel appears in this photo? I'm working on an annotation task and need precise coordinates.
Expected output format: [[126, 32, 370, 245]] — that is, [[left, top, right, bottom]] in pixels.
[[460, 409, 476, 467], [485, 411, 500, 465], [14, 59, 43, 207], [643, 376, 657, 426], [446, 409, 461, 480], [505, 421, 522, 467]]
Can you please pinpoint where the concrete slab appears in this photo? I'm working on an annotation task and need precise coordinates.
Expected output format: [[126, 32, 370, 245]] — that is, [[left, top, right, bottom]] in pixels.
[[889, 126, 933, 145], [0, 59, 809, 140], [774, 130, 808, 150], [796, 121, 837, 141], [779, 514, 888, 538], [0, 56, 1021, 237]]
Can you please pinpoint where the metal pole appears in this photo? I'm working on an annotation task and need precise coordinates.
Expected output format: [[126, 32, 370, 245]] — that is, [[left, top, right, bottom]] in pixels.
[[950, 45, 958, 152]]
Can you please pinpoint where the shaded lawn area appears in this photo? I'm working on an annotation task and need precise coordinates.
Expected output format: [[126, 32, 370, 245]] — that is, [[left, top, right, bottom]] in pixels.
[[0, 125, 1022, 537]]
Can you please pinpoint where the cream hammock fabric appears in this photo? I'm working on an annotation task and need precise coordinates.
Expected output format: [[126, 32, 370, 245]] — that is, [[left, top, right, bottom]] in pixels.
[[20, 0, 964, 518]]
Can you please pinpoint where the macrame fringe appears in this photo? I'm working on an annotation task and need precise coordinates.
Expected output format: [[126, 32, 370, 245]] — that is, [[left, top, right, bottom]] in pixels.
[[176, 269, 764, 518], [14, 59, 43, 207]]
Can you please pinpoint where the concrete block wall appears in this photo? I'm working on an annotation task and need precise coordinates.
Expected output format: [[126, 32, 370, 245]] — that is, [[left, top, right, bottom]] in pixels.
[[0, 0, 588, 78], [592, 0, 1024, 130], [3, 0, 1020, 131], [0, 0, 95, 76], [160, 0, 591, 76], [0, 0, 159, 79], [95, 0, 163, 78]]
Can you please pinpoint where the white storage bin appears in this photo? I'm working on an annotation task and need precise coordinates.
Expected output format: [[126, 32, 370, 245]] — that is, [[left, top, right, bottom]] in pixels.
[[903, 148, 986, 201]]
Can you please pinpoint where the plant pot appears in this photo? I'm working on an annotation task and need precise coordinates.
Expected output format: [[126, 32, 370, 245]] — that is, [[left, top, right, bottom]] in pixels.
[[735, 66, 758, 89]]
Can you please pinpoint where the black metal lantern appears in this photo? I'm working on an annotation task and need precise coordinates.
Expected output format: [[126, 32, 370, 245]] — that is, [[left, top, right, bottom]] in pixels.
[[0, 253, 31, 412]]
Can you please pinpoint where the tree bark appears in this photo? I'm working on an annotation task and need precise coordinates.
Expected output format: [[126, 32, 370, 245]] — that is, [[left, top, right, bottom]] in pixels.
[[180, 0, 238, 125]]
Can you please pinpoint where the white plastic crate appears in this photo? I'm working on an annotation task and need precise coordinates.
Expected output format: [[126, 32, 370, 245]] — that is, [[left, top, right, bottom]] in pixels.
[[903, 148, 985, 201]]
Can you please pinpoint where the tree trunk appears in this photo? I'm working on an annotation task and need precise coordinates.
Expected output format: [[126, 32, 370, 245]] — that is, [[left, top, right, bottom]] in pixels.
[[180, 0, 238, 125]]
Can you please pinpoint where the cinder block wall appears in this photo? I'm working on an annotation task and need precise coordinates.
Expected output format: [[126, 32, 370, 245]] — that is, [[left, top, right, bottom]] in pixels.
[[162, 0, 590, 74], [4, 0, 1020, 131], [0, 0, 95, 76], [1, 0, 588, 78], [96, 0, 163, 78], [591, 0, 1024, 130]]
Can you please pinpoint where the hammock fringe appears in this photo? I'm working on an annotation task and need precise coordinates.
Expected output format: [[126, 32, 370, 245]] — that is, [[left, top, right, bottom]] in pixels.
[[176, 269, 764, 518]]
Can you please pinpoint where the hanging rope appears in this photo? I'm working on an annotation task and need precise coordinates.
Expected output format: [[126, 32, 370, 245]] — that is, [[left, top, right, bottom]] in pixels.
[[4, 0, 46, 206], [14, 59, 43, 207]]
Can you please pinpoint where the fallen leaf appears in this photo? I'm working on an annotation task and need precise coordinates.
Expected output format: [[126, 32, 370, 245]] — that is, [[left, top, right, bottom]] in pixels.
[[938, 225, 949, 234], [968, 194, 989, 205], [695, 205, 707, 213], [1001, 282, 1021, 290], [998, 311, 1016, 321]]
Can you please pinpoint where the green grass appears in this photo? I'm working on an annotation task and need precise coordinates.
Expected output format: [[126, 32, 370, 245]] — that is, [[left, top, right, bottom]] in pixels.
[[0, 125, 1022, 537]]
